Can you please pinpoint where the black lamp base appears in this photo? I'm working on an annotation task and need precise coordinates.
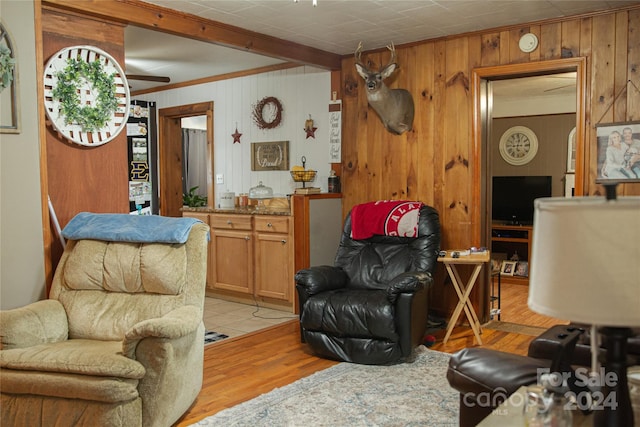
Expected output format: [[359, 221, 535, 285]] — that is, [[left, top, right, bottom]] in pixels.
[[593, 326, 634, 427]]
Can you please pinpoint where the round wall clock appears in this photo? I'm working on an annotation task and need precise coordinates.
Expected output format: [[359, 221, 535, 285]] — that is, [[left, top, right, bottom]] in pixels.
[[499, 126, 539, 165], [43, 45, 130, 146]]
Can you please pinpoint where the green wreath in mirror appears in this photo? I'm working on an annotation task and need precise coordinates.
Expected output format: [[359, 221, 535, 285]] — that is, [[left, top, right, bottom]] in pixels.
[[0, 45, 16, 92], [52, 58, 119, 132]]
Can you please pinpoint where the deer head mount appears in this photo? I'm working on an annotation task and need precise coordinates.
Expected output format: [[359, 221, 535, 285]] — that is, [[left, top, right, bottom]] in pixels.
[[354, 42, 415, 135]]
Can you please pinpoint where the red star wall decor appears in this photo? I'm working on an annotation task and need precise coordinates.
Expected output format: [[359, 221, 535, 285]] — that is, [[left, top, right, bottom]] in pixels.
[[232, 125, 242, 144], [304, 115, 317, 139]]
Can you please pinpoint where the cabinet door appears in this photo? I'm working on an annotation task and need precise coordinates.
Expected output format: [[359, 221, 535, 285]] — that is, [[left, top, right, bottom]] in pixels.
[[254, 231, 293, 302], [210, 228, 253, 294]]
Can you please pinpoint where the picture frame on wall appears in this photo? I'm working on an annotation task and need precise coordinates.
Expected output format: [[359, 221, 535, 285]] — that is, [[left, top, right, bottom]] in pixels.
[[595, 121, 640, 183], [251, 140, 289, 171], [501, 260, 517, 276]]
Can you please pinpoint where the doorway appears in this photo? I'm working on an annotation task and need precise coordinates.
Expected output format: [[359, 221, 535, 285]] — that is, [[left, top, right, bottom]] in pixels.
[[472, 58, 587, 328], [158, 102, 214, 217]]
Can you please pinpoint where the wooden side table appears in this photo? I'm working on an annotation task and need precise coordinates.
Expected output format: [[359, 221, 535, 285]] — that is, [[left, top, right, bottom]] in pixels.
[[439, 250, 490, 345]]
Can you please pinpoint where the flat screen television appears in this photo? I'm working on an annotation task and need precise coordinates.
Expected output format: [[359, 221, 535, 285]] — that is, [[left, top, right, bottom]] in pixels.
[[492, 176, 552, 225]]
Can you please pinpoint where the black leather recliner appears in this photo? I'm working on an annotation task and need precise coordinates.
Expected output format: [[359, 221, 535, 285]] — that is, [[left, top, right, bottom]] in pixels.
[[295, 204, 441, 365]]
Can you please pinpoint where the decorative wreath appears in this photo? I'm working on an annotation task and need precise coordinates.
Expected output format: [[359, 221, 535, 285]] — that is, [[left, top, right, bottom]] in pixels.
[[44, 45, 130, 146], [252, 96, 283, 129], [52, 57, 119, 133]]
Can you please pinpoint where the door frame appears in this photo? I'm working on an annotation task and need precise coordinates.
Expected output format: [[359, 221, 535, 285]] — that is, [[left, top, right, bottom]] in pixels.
[[158, 102, 214, 217], [471, 57, 587, 321]]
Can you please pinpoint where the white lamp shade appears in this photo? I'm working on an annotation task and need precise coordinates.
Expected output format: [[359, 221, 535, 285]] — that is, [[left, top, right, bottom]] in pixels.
[[528, 196, 640, 326]]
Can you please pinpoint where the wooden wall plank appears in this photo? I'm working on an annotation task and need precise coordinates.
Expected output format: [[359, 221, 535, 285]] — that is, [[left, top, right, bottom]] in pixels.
[[628, 9, 640, 124], [499, 30, 510, 64], [590, 14, 617, 195], [529, 25, 542, 62], [561, 19, 581, 58], [540, 22, 562, 60], [480, 32, 500, 67], [614, 12, 630, 124], [624, 9, 640, 196], [508, 27, 529, 63], [413, 43, 436, 206]]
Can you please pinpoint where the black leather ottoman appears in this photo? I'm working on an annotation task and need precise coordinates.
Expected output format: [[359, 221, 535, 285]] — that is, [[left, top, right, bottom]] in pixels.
[[446, 348, 552, 427], [529, 324, 640, 367]]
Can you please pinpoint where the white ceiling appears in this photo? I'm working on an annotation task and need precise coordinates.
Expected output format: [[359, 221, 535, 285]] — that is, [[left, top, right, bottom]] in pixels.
[[124, 0, 635, 93]]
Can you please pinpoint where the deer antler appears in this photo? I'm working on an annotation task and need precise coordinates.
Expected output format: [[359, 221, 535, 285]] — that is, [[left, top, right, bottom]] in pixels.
[[385, 42, 397, 68], [354, 41, 365, 66]]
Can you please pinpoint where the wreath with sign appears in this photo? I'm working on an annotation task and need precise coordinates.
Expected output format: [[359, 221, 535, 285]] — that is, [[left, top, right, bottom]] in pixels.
[[52, 57, 119, 132], [252, 96, 283, 129]]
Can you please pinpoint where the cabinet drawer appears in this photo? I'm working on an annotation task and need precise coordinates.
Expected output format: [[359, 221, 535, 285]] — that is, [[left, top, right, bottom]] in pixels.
[[210, 214, 252, 230], [254, 216, 289, 233], [182, 212, 210, 225]]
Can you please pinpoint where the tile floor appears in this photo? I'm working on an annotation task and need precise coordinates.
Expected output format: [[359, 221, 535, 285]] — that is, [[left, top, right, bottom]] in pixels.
[[203, 297, 298, 339]]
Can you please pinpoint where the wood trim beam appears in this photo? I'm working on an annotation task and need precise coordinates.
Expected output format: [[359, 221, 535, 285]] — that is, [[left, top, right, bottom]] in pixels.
[[35, 0, 55, 295], [42, 0, 342, 70], [130, 62, 300, 96]]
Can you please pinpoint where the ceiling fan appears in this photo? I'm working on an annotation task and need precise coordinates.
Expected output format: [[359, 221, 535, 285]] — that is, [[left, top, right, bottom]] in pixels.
[[125, 74, 170, 83]]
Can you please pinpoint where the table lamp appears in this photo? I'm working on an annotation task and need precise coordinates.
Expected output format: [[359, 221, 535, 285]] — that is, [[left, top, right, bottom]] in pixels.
[[528, 195, 640, 427]]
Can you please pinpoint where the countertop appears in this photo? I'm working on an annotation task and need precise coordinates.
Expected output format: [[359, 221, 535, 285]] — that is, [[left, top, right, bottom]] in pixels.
[[181, 193, 341, 217], [181, 206, 291, 216]]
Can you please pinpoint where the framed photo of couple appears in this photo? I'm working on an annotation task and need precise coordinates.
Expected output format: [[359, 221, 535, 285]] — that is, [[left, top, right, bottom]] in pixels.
[[595, 121, 640, 183]]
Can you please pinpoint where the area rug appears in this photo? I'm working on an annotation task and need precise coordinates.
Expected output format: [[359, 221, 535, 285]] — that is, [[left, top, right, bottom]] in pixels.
[[483, 320, 546, 337], [204, 331, 228, 345], [191, 346, 457, 426]]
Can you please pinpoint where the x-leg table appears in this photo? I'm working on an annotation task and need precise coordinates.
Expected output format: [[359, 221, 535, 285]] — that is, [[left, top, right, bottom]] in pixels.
[[439, 251, 490, 345]]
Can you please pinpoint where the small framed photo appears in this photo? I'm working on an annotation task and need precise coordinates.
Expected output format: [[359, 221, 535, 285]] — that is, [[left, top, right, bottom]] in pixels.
[[595, 121, 640, 183], [514, 261, 529, 277], [501, 260, 517, 276]]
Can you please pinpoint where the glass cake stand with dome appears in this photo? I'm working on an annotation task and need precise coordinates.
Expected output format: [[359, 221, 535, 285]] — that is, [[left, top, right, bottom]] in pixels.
[[249, 181, 273, 210]]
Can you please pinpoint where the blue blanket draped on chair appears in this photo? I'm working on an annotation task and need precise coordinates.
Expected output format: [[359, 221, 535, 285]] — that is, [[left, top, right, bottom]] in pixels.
[[62, 212, 203, 244]]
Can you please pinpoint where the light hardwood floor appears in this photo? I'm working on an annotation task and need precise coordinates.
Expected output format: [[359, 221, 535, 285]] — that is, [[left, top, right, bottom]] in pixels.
[[497, 280, 569, 329], [174, 282, 567, 426]]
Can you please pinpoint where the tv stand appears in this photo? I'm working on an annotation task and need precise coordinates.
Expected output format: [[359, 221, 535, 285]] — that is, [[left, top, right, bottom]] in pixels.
[[490, 222, 533, 285]]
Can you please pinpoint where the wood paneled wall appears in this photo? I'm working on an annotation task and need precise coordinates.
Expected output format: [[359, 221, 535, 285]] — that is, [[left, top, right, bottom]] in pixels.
[[42, 8, 130, 270], [339, 7, 640, 317]]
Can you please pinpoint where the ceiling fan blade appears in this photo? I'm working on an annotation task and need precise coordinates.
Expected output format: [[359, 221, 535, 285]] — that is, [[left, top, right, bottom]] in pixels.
[[544, 84, 574, 93], [126, 74, 171, 83]]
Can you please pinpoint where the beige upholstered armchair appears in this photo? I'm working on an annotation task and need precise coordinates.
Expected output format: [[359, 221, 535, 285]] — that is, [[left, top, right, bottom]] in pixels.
[[0, 214, 210, 427]]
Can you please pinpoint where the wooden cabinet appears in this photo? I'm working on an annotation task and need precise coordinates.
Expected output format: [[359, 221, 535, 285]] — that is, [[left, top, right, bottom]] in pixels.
[[184, 211, 294, 311], [209, 214, 253, 295], [184, 198, 342, 312], [254, 216, 293, 301], [490, 224, 533, 285]]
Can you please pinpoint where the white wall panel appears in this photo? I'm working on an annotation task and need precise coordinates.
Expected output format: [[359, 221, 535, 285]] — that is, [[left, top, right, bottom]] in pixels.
[[140, 66, 331, 206]]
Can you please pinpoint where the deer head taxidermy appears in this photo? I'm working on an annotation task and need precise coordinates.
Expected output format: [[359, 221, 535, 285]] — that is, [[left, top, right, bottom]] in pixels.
[[354, 42, 415, 135]]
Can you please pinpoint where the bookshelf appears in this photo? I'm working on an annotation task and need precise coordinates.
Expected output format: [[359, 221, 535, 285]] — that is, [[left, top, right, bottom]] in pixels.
[[491, 223, 533, 285]]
